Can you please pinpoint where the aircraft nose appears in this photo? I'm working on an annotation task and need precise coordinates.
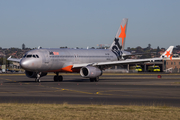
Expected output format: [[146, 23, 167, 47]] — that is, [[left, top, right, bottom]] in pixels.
[[20, 60, 29, 70], [20, 58, 42, 71]]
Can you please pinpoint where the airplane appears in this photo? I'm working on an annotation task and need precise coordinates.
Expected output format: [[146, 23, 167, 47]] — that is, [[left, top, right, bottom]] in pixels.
[[7, 18, 174, 82]]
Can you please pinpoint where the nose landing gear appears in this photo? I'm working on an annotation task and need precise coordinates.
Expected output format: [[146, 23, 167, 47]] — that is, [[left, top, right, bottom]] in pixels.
[[35, 72, 41, 83]]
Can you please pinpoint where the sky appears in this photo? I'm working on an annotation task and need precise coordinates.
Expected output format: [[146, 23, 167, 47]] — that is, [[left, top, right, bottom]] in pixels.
[[0, 0, 180, 49]]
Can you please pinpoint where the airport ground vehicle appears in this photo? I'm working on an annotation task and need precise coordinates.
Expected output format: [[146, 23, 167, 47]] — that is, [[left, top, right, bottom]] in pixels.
[[130, 65, 142, 72], [148, 66, 160, 72], [1, 65, 6, 73]]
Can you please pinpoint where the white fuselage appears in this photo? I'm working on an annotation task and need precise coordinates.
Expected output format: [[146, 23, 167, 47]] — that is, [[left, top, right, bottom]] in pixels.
[[20, 48, 131, 72]]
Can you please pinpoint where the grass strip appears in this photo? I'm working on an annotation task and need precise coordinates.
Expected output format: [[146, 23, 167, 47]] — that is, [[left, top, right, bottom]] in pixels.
[[0, 103, 180, 120]]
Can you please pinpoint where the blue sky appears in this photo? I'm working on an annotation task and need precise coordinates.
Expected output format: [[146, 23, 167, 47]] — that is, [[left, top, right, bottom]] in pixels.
[[0, 0, 180, 49]]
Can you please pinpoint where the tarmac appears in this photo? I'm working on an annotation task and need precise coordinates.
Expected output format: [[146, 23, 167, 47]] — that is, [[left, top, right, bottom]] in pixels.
[[0, 73, 180, 107]]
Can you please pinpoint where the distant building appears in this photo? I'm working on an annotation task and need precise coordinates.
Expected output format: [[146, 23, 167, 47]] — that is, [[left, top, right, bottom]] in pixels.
[[22, 43, 25, 50], [159, 51, 164, 55], [97, 44, 110, 49], [176, 51, 180, 55], [165, 57, 180, 73]]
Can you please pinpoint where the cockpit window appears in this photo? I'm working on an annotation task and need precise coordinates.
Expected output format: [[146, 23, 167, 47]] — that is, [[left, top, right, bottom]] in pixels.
[[24, 54, 39, 58], [23, 54, 27, 58], [26, 55, 32, 58], [33, 55, 36, 58]]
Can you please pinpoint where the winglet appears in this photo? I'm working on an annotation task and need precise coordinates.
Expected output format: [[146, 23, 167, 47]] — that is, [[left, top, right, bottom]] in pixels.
[[8, 56, 12, 59], [160, 46, 174, 60]]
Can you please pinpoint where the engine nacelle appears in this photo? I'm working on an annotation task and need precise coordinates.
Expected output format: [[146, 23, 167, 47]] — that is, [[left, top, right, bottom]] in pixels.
[[80, 66, 102, 78], [25, 71, 48, 78]]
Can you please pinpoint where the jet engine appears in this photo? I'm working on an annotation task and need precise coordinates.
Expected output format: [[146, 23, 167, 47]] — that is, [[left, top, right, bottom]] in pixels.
[[80, 66, 102, 78], [25, 71, 47, 78]]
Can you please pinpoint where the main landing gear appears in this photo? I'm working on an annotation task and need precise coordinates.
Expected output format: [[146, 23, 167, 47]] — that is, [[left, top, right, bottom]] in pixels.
[[54, 72, 63, 82], [35, 72, 41, 83], [90, 77, 99, 82]]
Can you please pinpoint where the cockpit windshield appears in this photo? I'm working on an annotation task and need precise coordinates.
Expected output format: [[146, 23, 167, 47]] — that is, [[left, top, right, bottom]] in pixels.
[[26, 55, 32, 58], [23, 54, 40, 58]]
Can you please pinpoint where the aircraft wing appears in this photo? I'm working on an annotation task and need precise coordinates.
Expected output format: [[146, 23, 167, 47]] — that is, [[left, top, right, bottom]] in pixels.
[[73, 46, 174, 68], [73, 57, 162, 68], [122, 53, 146, 57], [7, 56, 21, 62]]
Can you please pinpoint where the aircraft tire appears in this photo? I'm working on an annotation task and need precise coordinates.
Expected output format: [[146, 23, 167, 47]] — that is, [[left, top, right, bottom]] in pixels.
[[58, 76, 63, 82], [54, 76, 63, 82], [90, 77, 99, 82], [54, 76, 58, 82], [37, 79, 40, 83], [90, 78, 94, 82], [94, 77, 99, 82]]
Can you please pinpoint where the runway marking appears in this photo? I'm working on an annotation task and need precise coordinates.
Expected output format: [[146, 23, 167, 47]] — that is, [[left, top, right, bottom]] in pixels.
[[36, 84, 115, 95], [96, 89, 180, 99], [100, 77, 180, 79], [97, 89, 140, 95], [1, 78, 179, 96], [1, 73, 180, 78], [0, 90, 63, 94], [3, 79, 19, 83], [0, 82, 180, 99], [173, 82, 180, 84], [0, 87, 179, 99], [1, 78, 23, 84], [0, 88, 94, 95], [62, 89, 94, 95], [35, 84, 95, 95], [1, 75, 180, 97], [5, 79, 12, 81]]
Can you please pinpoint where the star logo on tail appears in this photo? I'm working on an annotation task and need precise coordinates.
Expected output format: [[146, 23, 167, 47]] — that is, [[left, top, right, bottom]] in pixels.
[[165, 50, 171, 57], [119, 24, 126, 46], [165, 50, 173, 60]]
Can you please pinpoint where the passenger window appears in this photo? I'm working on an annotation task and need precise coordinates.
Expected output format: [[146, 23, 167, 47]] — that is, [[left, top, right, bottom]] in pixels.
[[33, 55, 36, 58], [27, 55, 32, 58], [36, 55, 39, 58]]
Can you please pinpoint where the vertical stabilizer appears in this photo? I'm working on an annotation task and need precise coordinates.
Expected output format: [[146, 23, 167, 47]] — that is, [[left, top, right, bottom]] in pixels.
[[160, 46, 174, 60], [110, 18, 128, 51]]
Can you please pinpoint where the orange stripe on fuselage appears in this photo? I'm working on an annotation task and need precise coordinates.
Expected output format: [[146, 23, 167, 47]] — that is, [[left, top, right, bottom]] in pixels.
[[47, 65, 80, 73]]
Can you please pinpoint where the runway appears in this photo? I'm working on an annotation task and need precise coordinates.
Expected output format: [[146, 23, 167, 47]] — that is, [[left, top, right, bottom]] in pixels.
[[0, 73, 180, 107]]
